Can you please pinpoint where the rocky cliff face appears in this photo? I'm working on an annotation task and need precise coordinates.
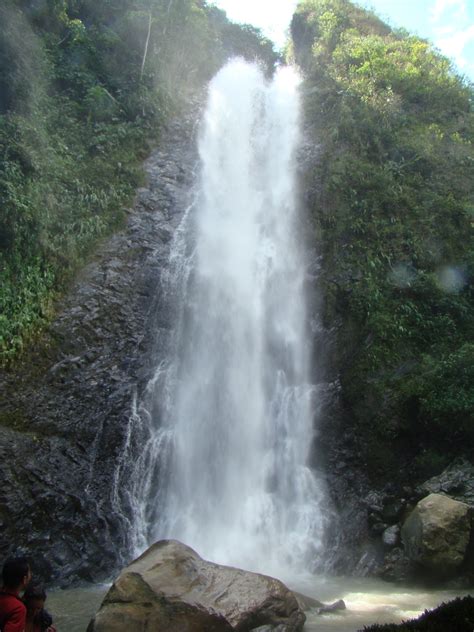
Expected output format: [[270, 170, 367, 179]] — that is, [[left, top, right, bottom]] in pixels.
[[0, 107, 201, 584], [1, 52, 471, 588]]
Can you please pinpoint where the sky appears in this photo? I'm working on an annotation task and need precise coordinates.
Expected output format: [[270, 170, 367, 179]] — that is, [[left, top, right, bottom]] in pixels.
[[211, 0, 474, 81]]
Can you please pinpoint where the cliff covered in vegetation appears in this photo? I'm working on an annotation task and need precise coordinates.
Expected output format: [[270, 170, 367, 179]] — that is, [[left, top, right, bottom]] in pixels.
[[1, 0, 473, 586], [0, 0, 277, 583], [291, 0, 474, 484], [0, 0, 276, 362]]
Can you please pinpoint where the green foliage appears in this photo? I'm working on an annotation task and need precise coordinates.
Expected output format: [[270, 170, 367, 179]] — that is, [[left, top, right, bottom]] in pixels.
[[401, 343, 474, 442], [292, 0, 474, 479], [0, 0, 276, 363]]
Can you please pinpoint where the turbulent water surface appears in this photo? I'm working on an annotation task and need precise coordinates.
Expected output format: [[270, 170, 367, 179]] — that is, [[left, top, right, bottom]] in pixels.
[[131, 58, 328, 578], [49, 580, 470, 632]]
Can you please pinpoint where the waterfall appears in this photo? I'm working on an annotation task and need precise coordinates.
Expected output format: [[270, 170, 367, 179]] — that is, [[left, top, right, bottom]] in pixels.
[[135, 59, 328, 579]]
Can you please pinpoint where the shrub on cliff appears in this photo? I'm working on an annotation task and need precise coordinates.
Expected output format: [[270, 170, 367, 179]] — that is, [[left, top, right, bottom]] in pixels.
[[291, 0, 474, 479], [0, 0, 277, 363]]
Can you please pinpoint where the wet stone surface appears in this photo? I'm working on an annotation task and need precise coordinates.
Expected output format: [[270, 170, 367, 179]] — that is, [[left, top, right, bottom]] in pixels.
[[0, 108, 201, 585]]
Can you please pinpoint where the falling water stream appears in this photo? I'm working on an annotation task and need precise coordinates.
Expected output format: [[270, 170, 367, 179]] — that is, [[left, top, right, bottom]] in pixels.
[[138, 59, 328, 578], [50, 60, 472, 632]]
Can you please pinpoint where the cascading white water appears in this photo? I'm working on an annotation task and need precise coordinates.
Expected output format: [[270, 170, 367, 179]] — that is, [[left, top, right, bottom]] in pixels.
[[141, 59, 328, 579]]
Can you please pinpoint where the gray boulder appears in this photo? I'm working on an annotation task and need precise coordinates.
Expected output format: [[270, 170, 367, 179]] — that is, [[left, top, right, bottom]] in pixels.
[[87, 540, 306, 632], [317, 599, 346, 614], [401, 493, 472, 575], [382, 525, 400, 548], [292, 591, 347, 616]]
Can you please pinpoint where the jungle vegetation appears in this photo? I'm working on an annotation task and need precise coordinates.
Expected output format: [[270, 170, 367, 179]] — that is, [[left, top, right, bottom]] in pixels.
[[291, 0, 474, 480], [0, 0, 276, 362], [2, 0, 473, 485]]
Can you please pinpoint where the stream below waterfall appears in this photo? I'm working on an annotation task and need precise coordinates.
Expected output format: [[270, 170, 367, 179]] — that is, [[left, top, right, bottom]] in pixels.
[[47, 578, 470, 631]]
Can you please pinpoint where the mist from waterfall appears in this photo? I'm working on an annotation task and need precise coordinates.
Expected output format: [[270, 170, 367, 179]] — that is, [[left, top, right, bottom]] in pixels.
[[135, 59, 328, 579]]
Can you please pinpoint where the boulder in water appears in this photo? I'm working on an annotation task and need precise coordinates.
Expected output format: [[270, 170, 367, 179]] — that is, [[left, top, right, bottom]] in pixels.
[[293, 591, 346, 616], [316, 599, 346, 614], [87, 540, 306, 632], [292, 591, 323, 611], [401, 493, 471, 575], [382, 525, 400, 548]]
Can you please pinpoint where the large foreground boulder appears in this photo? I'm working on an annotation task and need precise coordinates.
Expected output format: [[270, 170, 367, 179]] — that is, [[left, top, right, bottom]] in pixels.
[[87, 540, 306, 632], [401, 493, 472, 575]]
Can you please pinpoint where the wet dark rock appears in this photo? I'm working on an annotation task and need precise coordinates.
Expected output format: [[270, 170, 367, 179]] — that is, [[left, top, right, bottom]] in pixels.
[[382, 499, 406, 523], [292, 592, 323, 611], [378, 547, 413, 583], [417, 459, 474, 507], [353, 546, 384, 577], [0, 109, 201, 585], [382, 525, 400, 548], [310, 379, 375, 575], [316, 599, 346, 615], [368, 512, 383, 525]]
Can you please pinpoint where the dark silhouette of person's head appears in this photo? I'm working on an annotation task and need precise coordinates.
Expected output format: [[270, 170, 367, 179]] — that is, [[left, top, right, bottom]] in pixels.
[[24, 584, 46, 603], [1, 557, 31, 592], [24, 583, 47, 619]]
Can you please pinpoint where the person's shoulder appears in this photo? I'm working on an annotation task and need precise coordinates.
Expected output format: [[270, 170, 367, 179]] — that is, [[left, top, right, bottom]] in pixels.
[[3, 593, 26, 613], [10, 596, 26, 613], [0, 592, 26, 611]]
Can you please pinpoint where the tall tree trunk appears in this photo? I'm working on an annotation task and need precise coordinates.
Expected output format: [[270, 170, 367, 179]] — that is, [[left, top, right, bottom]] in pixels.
[[140, 11, 152, 82]]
